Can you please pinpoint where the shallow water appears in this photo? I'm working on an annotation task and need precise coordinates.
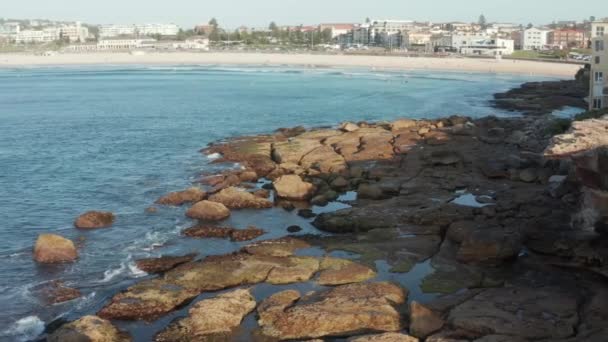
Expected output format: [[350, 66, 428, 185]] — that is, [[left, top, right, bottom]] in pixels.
[[0, 65, 552, 340]]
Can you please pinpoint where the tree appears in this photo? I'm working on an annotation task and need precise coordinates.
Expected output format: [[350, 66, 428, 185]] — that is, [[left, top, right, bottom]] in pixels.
[[209, 18, 220, 41], [365, 17, 371, 24], [269, 21, 278, 31], [209, 18, 218, 28], [478, 14, 487, 29], [526, 23, 533, 29]]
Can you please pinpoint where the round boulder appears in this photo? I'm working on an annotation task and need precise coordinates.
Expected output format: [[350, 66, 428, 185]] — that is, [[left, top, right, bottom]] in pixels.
[[186, 201, 230, 221], [74, 211, 115, 229], [33, 234, 78, 263], [274, 175, 316, 201], [155, 187, 206, 206]]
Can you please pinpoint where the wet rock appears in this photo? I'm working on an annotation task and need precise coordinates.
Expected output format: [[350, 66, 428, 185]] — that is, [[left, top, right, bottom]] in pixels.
[[155, 187, 206, 206], [33, 234, 78, 264], [272, 138, 322, 164], [37, 280, 81, 304], [349, 332, 419, 341], [243, 237, 311, 257], [135, 254, 197, 274], [287, 225, 302, 233], [446, 221, 478, 244], [298, 208, 316, 218], [357, 183, 386, 200], [391, 119, 417, 131], [311, 194, 329, 206], [185, 200, 230, 221], [208, 187, 272, 209], [274, 175, 316, 201], [341, 122, 360, 132], [331, 176, 350, 190], [74, 211, 115, 229], [239, 170, 259, 182], [266, 256, 320, 284], [317, 257, 376, 285], [183, 225, 265, 242], [257, 282, 406, 340], [253, 189, 270, 198], [409, 301, 444, 338], [48, 315, 130, 342], [430, 151, 462, 166], [519, 168, 538, 183], [479, 160, 509, 179], [155, 289, 256, 341], [301, 145, 348, 174], [448, 286, 579, 339], [456, 227, 521, 265]]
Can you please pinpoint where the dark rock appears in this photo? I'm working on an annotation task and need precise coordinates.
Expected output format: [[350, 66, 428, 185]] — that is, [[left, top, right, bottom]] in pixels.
[[298, 209, 316, 218], [287, 225, 302, 233], [135, 254, 197, 274]]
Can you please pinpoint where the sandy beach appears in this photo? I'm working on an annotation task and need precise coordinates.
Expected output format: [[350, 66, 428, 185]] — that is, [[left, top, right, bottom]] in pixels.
[[0, 52, 582, 77]]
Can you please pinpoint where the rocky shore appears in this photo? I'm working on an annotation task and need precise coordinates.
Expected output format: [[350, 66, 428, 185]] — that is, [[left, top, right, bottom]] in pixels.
[[39, 112, 608, 341], [492, 68, 589, 116]]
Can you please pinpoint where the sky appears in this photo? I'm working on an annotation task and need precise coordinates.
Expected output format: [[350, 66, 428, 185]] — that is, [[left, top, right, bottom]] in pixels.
[[3, 0, 606, 29]]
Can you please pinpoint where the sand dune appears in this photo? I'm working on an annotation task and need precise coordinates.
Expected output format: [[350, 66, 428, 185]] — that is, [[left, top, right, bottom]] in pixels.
[[0, 52, 581, 77]]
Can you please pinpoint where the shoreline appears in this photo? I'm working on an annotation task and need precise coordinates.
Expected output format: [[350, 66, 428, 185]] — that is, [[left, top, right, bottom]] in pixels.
[[39, 112, 608, 341], [0, 52, 582, 77]]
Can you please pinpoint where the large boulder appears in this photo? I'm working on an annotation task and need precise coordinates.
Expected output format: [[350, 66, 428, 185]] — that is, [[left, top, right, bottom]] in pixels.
[[448, 287, 580, 340], [74, 211, 115, 229], [257, 282, 406, 340], [155, 187, 206, 206], [48, 315, 130, 342], [156, 289, 256, 341], [208, 187, 273, 209], [185, 200, 230, 221], [274, 175, 316, 201], [33, 234, 78, 263]]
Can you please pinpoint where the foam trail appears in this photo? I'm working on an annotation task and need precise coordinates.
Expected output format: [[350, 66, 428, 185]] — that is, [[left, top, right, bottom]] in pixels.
[[1, 316, 45, 342]]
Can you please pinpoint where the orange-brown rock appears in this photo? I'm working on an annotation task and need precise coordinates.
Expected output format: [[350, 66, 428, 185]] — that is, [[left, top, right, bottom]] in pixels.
[[74, 211, 115, 229], [33, 234, 78, 263], [48, 315, 131, 342], [257, 282, 406, 340], [185, 200, 230, 221], [208, 187, 273, 209], [155, 187, 206, 206], [409, 301, 444, 338], [273, 175, 316, 201]]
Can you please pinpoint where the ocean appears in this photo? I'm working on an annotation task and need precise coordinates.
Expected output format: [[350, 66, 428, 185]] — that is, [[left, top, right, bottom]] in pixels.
[[0, 65, 552, 340]]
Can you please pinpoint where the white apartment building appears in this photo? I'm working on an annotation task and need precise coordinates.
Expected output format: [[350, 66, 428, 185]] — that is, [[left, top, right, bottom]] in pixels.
[[460, 38, 515, 56], [591, 19, 608, 39], [135, 23, 179, 36], [60, 22, 89, 42], [319, 24, 356, 39], [523, 28, 551, 50], [99, 23, 179, 38], [15, 27, 60, 43], [590, 20, 608, 110], [0, 22, 20, 38], [99, 24, 136, 38], [369, 20, 414, 44], [172, 38, 210, 50]]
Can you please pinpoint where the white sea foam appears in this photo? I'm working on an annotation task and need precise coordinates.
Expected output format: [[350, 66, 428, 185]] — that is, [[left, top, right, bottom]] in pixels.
[[206, 152, 222, 160], [96, 255, 147, 283], [1, 316, 45, 342]]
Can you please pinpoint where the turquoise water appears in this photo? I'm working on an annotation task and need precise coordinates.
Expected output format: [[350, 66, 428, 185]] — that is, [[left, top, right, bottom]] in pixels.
[[0, 65, 550, 340]]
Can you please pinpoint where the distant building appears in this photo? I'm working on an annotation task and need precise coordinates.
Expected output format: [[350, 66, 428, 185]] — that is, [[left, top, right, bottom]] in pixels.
[[402, 31, 432, 48], [0, 22, 20, 38], [99, 24, 179, 38], [590, 30, 608, 110], [523, 27, 552, 50], [460, 38, 515, 56], [548, 28, 587, 49], [511, 30, 524, 50], [15, 27, 59, 43], [591, 18, 608, 39], [60, 22, 89, 42], [352, 24, 371, 45], [66, 38, 157, 52], [172, 37, 210, 50], [319, 23, 356, 39]]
